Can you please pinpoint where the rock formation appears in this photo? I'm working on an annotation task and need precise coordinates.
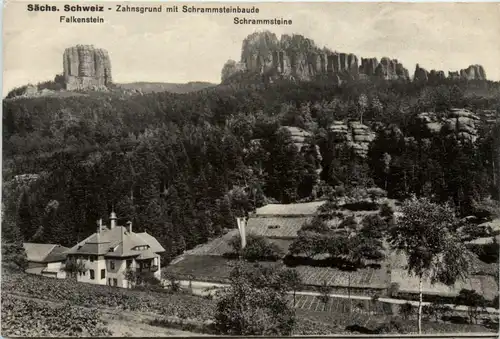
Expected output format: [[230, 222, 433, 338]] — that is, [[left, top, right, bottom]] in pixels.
[[63, 45, 112, 90], [223, 30, 488, 85], [281, 126, 323, 176], [414, 64, 446, 83], [417, 108, 480, 142], [281, 126, 311, 150], [448, 71, 460, 80], [229, 31, 409, 84], [459, 65, 486, 81], [328, 121, 376, 157]]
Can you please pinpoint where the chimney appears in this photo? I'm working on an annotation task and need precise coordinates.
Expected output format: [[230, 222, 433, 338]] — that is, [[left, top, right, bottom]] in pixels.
[[236, 217, 247, 249], [96, 219, 101, 234], [110, 211, 117, 229], [126, 221, 132, 233]]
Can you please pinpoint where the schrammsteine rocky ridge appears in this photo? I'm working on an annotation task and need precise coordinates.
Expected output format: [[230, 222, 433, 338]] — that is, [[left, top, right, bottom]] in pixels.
[[221, 31, 487, 84]]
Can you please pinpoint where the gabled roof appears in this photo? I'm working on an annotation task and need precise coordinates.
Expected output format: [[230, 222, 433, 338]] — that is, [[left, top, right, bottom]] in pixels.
[[23, 243, 69, 263], [66, 226, 166, 258], [255, 201, 326, 216]]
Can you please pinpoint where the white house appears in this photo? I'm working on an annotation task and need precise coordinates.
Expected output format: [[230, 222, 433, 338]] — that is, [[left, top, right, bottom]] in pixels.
[[23, 243, 69, 279], [65, 212, 165, 288]]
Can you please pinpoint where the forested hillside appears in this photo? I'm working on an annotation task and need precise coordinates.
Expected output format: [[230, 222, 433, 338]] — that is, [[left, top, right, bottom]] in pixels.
[[3, 77, 500, 264]]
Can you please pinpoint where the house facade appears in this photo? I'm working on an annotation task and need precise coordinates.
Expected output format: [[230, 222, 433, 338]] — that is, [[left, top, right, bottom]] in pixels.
[[65, 212, 165, 288], [23, 243, 69, 279]]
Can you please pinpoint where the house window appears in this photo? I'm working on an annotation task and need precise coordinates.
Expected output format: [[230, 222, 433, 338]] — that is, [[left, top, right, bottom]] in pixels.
[[110, 261, 115, 270], [108, 278, 111, 286], [113, 278, 118, 286], [126, 260, 132, 268], [101, 269, 106, 279], [90, 256, 95, 262], [90, 269, 95, 280]]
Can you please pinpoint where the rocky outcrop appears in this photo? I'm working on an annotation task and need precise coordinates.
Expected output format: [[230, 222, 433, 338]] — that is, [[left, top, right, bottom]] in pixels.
[[417, 108, 480, 142], [374, 58, 409, 80], [414, 64, 446, 83], [63, 45, 112, 90], [232, 31, 409, 84], [281, 126, 312, 150], [328, 121, 376, 157], [415, 63, 486, 82], [429, 70, 446, 82], [459, 65, 487, 81], [448, 71, 460, 79], [280, 126, 322, 176]]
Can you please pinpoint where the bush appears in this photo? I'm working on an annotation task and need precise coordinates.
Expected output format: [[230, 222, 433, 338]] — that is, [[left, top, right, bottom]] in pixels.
[[339, 215, 358, 230], [214, 263, 295, 335], [302, 218, 330, 233], [229, 234, 284, 261], [455, 289, 487, 324], [361, 214, 388, 238], [399, 302, 414, 320], [366, 187, 387, 202], [379, 201, 395, 220]]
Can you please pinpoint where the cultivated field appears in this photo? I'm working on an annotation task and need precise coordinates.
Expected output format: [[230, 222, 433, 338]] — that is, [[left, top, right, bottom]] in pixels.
[[294, 265, 389, 288], [2, 269, 496, 336]]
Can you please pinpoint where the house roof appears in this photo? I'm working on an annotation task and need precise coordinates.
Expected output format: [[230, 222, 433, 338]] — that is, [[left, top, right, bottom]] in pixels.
[[66, 226, 165, 258], [254, 201, 327, 216], [246, 217, 311, 239], [23, 243, 69, 263]]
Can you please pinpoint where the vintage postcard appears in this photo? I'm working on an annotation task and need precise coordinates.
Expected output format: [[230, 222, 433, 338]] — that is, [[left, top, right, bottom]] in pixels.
[[2, 1, 499, 337]]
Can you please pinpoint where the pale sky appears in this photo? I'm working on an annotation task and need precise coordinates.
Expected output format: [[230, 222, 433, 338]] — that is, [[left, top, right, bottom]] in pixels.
[[3, 2, 500, 96]]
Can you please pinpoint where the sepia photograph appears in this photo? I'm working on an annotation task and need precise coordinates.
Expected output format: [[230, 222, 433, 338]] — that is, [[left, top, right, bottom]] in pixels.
[[2, 1, 500, 337]]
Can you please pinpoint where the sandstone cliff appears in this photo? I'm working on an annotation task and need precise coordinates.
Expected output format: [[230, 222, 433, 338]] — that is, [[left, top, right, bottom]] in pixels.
[[416, 64, 486, 82], [280, 126, 323, 176], [417, 108, 480, 142], [328, 121, 376, 157], [232, 31, 409, 84], [63, 45, 112, 90], [226, 31, 488, 85], [414, 64, 446, 83], [360, 57, 410, 81], [459, 65, 487, 81]]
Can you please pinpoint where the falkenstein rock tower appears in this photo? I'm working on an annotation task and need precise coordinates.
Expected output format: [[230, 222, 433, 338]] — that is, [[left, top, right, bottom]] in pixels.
[[63, 45, 112, 90]]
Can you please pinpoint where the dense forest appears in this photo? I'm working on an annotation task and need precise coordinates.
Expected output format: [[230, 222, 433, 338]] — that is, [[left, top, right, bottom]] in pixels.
[[3, 77, 500, 264]]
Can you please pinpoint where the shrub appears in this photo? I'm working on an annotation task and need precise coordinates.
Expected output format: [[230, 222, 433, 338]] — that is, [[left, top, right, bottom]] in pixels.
[[230, 234, 284, 261], [302, 218, 330, 233], [367, 187, 387, 202], [399, 302, 414, 320], [361, 214, 388, 238], [214, 262, 295, 335], [455, 289, 487, 324], [379, 201, 395, 220], [339, 215, 358, 231]]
